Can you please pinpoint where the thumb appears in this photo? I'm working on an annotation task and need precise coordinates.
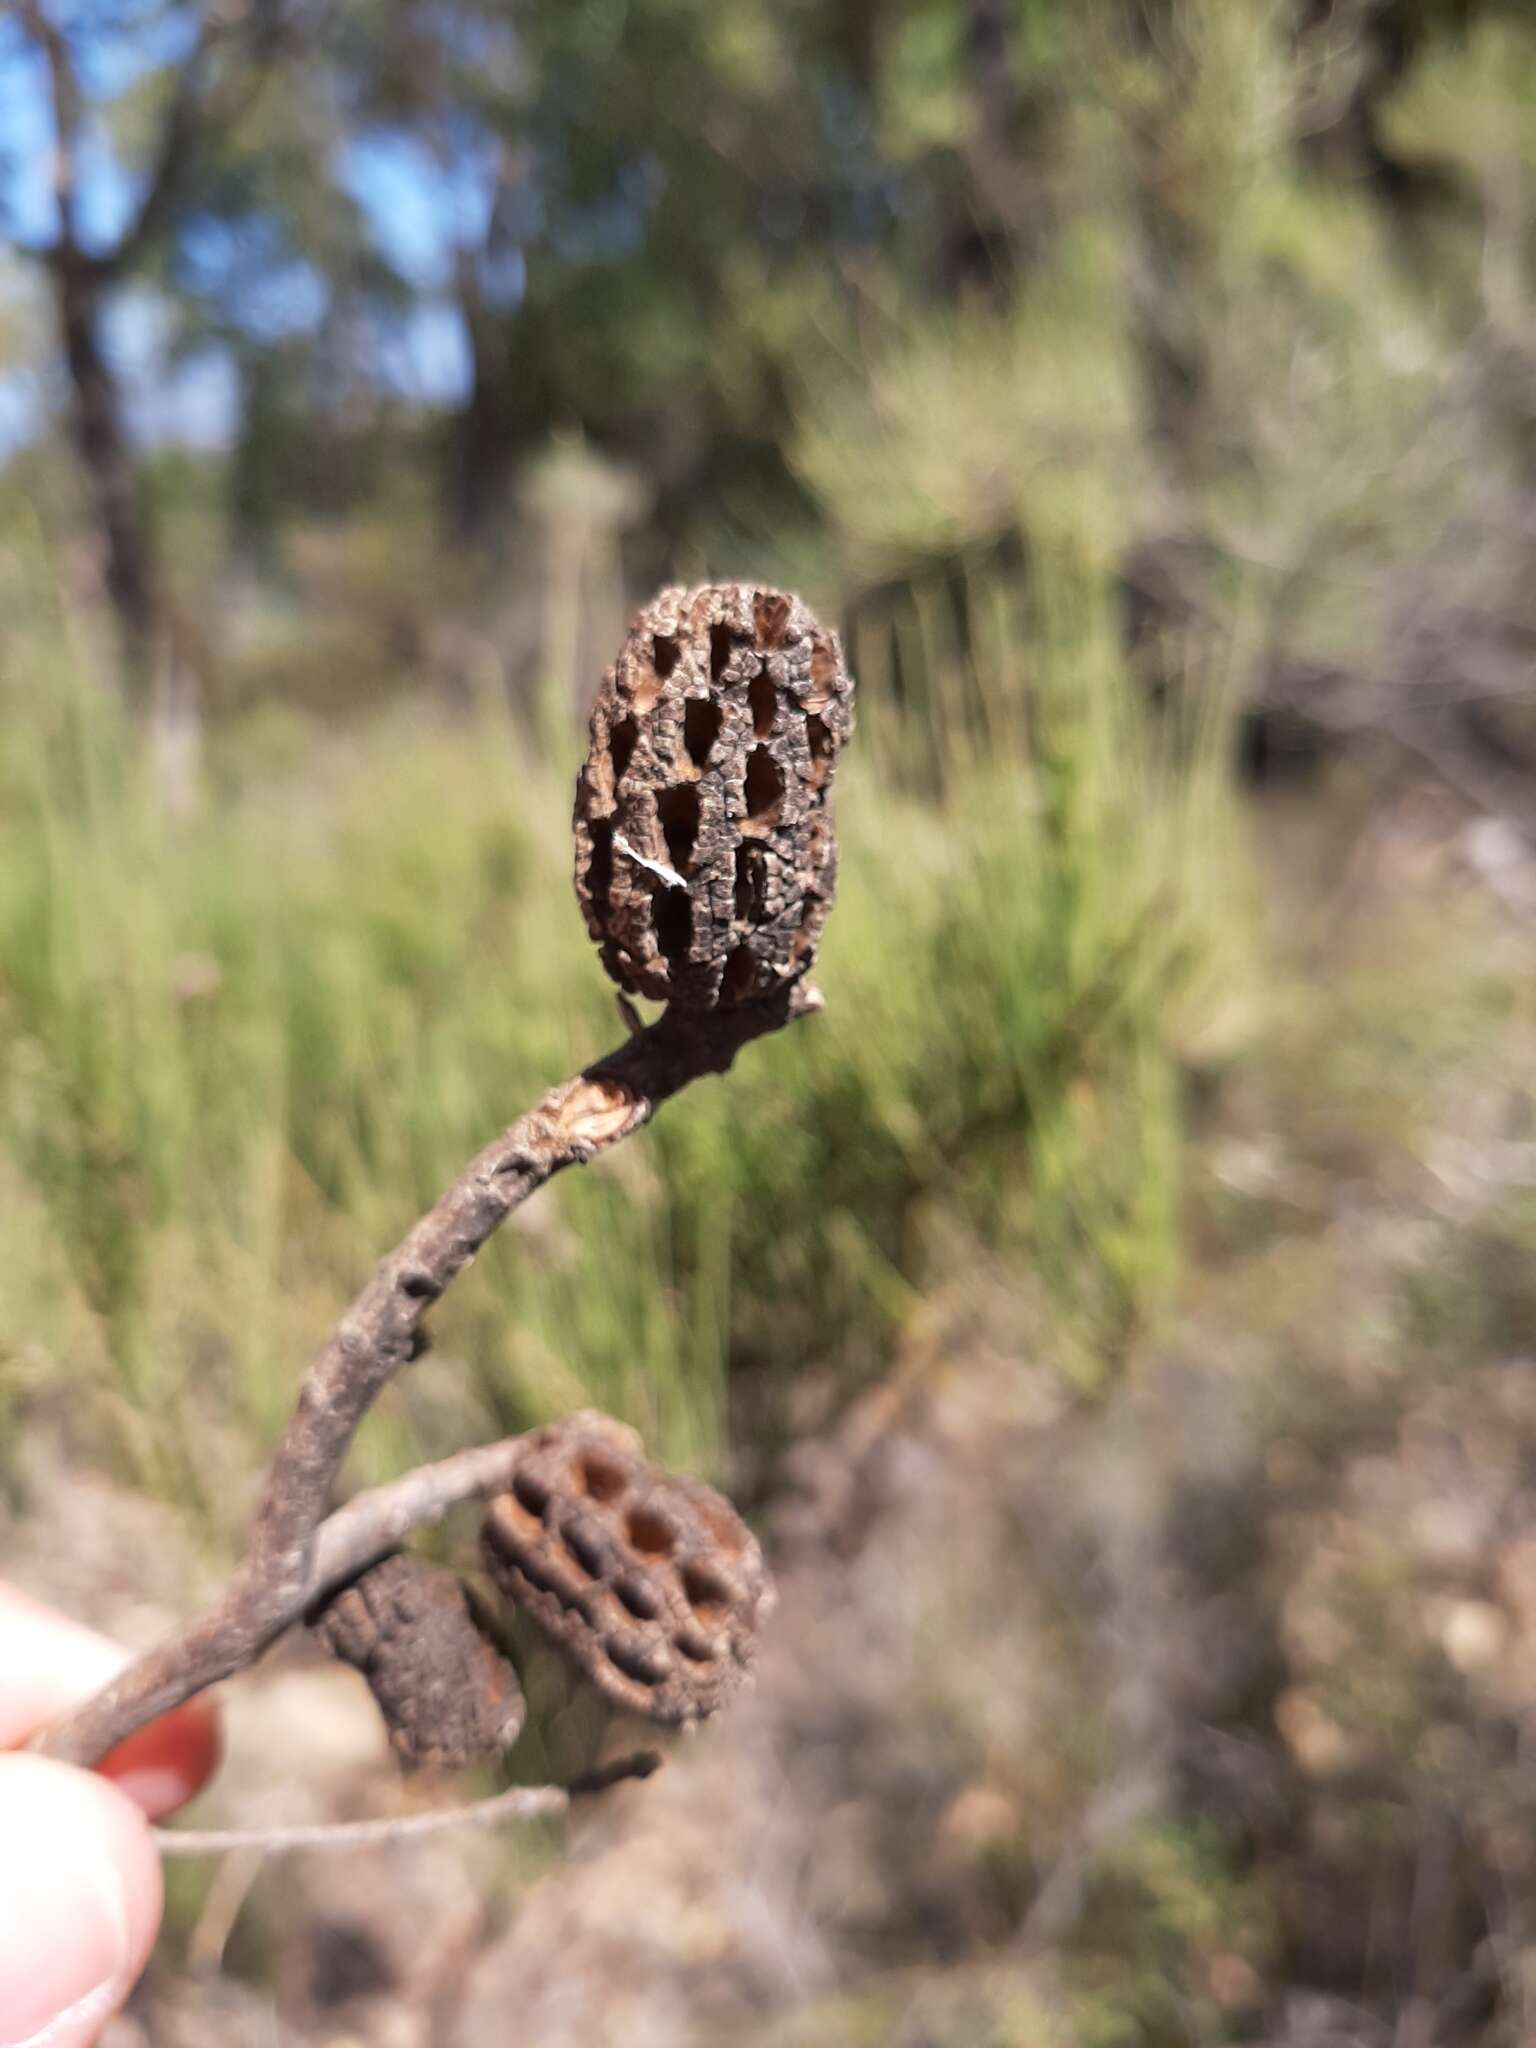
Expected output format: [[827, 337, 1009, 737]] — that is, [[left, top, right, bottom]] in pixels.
[[0, 1755, 163, 2048]]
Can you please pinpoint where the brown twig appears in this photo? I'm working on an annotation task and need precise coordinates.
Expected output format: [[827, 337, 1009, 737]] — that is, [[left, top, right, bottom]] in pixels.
[[308, 1437, 536, 1596], [36, 985, 819, 1771], [154, 1751, 661, 1858]]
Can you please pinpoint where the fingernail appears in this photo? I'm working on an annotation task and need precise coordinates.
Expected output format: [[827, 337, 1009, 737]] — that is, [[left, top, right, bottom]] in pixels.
[[0, 1797, 132, 2048]]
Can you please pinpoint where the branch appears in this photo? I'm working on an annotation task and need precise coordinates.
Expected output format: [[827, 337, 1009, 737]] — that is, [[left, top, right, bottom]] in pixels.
[[35, 984, 820, 1770], [5, 0, 296, 276], [308, 1436, 533, 1595], [12, 0, 84, 253], [109, 0, 294, 279], [107, 20, 218, 276], [155, 1751, 661, 1858]]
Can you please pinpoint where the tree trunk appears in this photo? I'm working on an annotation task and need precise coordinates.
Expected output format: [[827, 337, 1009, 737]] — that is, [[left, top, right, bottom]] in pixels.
[[448, 292, 561, 543], [450, 338, 523, 541], [55, 253, 158, 695]]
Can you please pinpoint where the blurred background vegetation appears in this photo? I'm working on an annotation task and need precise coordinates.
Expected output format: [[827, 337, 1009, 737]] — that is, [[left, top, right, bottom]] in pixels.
[[2, 0, 1536, 2041]]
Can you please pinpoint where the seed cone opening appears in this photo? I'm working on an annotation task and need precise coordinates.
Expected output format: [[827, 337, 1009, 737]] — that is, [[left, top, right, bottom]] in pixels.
[[482, 1413, 773, 1727]]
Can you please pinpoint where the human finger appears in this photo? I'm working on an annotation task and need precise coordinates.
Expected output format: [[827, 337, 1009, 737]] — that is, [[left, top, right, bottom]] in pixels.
[[0, 1753, 162, 2048], [0, 1585, 219, 1819]]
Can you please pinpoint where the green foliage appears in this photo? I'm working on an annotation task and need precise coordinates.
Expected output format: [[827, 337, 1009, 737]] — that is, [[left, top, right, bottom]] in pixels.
[[1063, 1819, 1271, 2047]]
